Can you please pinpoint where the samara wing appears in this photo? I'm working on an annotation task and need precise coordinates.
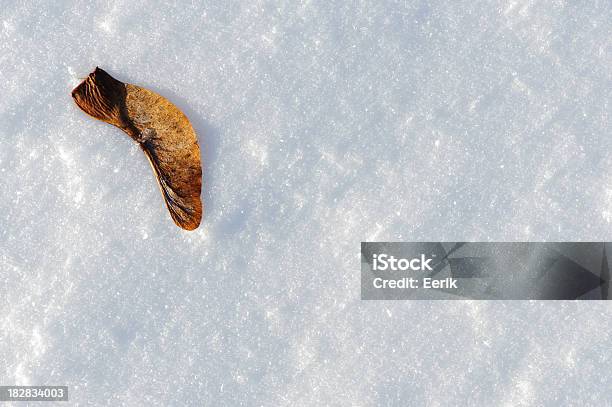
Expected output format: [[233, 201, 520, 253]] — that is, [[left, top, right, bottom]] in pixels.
[[71, 67, 202, 230]]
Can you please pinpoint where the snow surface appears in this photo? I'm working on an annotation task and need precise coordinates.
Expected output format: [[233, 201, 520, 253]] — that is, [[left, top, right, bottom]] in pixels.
[[1, 0, 611, 405]]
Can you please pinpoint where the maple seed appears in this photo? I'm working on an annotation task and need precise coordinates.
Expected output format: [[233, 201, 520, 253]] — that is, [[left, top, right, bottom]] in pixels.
[[71, 67, 203, 230]]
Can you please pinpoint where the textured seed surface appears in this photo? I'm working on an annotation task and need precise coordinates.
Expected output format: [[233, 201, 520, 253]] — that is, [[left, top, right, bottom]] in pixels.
[[71, 68, 202, 230]]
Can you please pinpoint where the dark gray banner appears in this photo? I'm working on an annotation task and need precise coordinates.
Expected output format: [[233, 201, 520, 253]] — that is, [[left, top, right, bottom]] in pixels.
[[361, 242, 610, 300]]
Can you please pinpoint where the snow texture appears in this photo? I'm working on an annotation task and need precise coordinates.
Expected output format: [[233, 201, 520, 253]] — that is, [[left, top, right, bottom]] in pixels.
[[1, 0, 611, 405]]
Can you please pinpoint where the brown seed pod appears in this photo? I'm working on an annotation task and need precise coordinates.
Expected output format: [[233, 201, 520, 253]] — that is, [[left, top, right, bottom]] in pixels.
[[71, 67, 202, 230]]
